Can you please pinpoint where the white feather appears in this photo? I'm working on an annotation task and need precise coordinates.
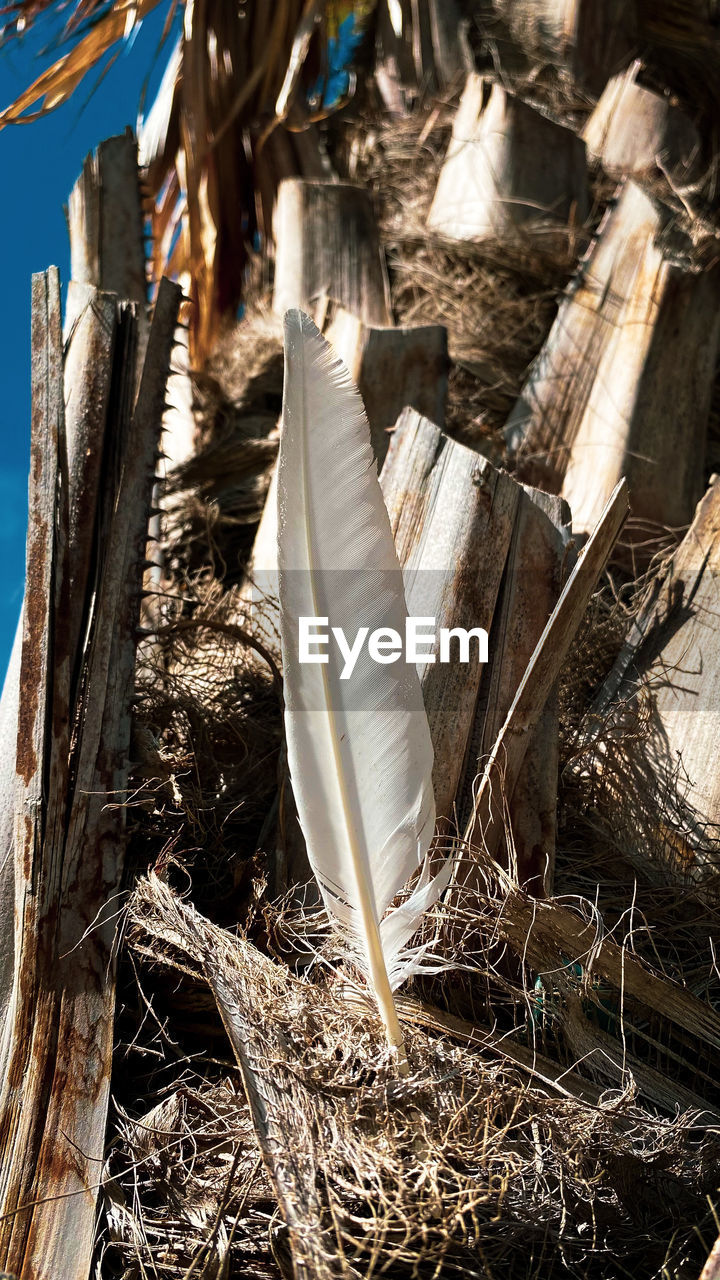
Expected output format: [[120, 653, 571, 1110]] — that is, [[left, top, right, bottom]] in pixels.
[[277, 311, 450, 1040]]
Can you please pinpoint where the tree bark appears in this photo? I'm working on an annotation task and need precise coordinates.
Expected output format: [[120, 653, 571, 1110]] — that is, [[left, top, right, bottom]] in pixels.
[[507, 178, 720, 544], [560, 243, 720, 540], [374, 0, 469, 113], [0, 619, 21, 1048], [458, 487, 572, 893], [66, 129, 147, 341], [506, 180, 661, 489], [462, 480, 629, 865], [492, 0, 636, 95], [380, 408, 521, 824]]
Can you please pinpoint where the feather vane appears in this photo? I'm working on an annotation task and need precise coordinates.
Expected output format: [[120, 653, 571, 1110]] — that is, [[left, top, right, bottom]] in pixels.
[[277, 309, 449, 1060]]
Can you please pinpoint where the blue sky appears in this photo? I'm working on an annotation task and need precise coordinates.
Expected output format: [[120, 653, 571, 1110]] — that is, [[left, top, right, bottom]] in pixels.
[[0, 8, 171, 680]]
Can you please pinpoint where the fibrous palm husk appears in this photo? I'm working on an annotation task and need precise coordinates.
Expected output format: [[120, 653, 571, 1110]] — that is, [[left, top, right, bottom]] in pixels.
[[118, 871, 720, 1280], [379, 406, 572, 896], [583, 478, 720, 894]]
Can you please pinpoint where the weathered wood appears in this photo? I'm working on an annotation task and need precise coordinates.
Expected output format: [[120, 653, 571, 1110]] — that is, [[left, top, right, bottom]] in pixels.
[[0, 268, 73, 1271], [593, 478, 720, 889], [273, 179, 392, 326], [507, 178, 720, 537], [583, 61, 701, 179], [427, 75, 588, 242], [560, 245, 720, 539], [463, 480, 629, 858], [63, 285, 121, 676], [458, 487, 572, 892], [0, 285, 128, 1074], [504, 185, 655, 488], [66, 129, 147, 336], [0, 619, 21, 1053], [66, 135, 186, 589], [374, 0, 468, 112], [324, 308, 448, 465], [380, 409, 520, 823], [493, 0, 636, 95], [505, 181, 662, 489], [0, 278, 180, 1280]]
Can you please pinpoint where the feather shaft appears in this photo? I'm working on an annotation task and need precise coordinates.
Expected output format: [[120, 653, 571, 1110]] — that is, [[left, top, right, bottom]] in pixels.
[[277, 309, 447, 1070]]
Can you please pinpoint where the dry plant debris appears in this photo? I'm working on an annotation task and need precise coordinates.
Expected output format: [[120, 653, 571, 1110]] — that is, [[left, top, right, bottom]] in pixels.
[[111, 64, 720, 1280], [114, 874, 720, 1280], [3, 8, 720, 1280]]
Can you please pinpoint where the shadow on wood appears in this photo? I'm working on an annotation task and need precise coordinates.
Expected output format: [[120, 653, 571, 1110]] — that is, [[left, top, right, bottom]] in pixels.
[[273, 179, 391, 326], [427, 75, 588, 242], [583, 60, 701, 179], [506, 179, 720, 545]]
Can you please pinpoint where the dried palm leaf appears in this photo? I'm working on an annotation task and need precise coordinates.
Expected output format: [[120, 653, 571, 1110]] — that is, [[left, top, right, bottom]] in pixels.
[[0, 0, 377, 361]]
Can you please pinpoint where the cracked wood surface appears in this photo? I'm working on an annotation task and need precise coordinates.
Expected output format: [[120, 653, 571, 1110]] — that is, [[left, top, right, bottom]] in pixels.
[[0, 277, 180, 1280]]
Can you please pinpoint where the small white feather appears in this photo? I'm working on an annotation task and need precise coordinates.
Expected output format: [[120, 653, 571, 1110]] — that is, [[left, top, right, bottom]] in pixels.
[[277, 310, 449, 1049]]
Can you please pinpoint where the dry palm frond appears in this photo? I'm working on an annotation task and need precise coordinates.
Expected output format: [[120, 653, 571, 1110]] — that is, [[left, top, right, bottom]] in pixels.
[[0, 0, 374, 360], [0, 1, 473, 363]]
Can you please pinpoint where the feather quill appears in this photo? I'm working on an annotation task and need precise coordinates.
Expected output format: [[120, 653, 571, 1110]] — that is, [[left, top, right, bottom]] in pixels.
[[277, 309, 450, 1069]]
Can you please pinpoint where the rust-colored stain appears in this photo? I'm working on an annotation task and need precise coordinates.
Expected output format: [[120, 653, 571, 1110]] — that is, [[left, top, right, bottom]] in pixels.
[[22, 813, 33, 883], [16, 439, 48, 792]]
